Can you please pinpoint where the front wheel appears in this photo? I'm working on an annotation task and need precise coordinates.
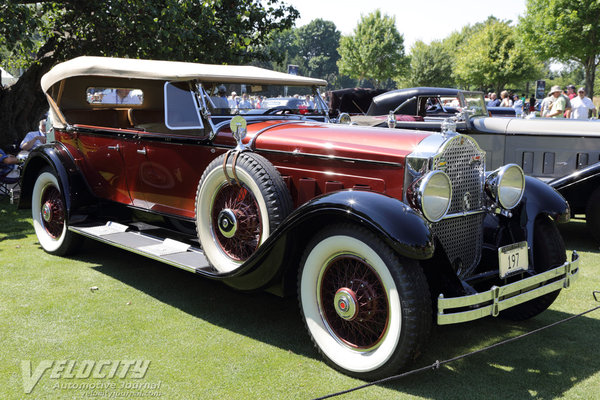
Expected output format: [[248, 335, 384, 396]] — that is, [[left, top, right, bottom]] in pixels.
[[32, 167, 83, 256], [298, 224, 432, 380]]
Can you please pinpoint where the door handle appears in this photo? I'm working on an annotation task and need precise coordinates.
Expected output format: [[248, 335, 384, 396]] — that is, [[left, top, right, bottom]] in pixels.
[[107, 144, 120, 151], [137, 147, 147, 155]]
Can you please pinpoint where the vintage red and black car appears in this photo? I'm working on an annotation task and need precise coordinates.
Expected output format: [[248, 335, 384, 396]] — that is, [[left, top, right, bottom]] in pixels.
[[19, 57, 580, 379]]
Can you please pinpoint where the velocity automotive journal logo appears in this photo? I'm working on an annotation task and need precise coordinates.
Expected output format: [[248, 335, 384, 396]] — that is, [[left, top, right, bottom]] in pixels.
[[21, 359, 152, 394]]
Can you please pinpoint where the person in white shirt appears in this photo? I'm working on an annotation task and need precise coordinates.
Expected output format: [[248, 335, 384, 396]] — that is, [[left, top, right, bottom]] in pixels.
[[570, 87, 597, 120], [20, 119, 47, 151]]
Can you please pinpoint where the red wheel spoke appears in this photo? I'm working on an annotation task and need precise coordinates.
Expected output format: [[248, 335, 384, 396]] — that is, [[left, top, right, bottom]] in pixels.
[[212, 183, 262, 261], [320, 255, 389, 349]]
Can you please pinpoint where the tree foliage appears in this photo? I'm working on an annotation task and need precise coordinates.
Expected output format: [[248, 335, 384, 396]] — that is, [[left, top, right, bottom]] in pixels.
[[403, 40, 455, 88], [519, 0, 600, 97], [337, 10, 407, 88], [453, 18, 540, 93], [0, 0, 298, 148], [294, 19, 340, 83]]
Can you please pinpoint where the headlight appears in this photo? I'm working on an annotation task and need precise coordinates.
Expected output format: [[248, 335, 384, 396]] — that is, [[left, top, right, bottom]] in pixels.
[[413, 170, 452, 222], [485, 164, 525, 210]]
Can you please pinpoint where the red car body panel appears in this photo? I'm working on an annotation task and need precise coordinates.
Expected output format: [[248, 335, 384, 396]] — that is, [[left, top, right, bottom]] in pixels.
[[56, 120, 431, 218]]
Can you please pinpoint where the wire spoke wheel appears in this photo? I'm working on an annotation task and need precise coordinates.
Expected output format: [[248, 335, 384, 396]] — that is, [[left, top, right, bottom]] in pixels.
[[196, 152, 292, 273], [211, 183, 262, 261], [319, 255, 389, 349], [40, 185, 65, 239], [299, 224, 431, 379], [32, 168, 83, 255]]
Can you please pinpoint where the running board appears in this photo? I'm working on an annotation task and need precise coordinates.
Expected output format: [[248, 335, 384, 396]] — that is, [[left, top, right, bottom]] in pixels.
[[69, 221, 212, 274]]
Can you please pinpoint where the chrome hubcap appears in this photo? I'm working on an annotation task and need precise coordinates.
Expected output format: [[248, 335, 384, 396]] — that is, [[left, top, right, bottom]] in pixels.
[[42, 202, 53, 223], [334, 287, 358, 320], [217, 209, 238, 238]]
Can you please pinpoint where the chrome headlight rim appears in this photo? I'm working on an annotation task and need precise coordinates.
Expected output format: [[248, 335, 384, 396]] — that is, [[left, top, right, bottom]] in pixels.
[[415, 170, 452, 223], [485, 164, 525, 210]]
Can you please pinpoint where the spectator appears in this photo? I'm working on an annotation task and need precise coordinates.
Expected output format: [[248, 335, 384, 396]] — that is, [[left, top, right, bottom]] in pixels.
[[211, 85, 229, 109], [513, 95, 523, 117], [488, 92, 501, 107], [545, 86, 567, 118], [540, 95, 553, 117], [238, 93, 253, 112], [570, 87, 597, 120], [228, 91, 238, 108], [499, 90, 513, 107], [21, 119, 47, 151], [566, 84, 577, 99], [0, 148, 20, 178], [528, 95, 537, 113], [102, 88, 141, 104]]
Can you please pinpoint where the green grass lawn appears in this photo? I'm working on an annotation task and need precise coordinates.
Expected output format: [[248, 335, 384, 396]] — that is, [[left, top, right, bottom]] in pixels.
[[1, 197, 599, 399]]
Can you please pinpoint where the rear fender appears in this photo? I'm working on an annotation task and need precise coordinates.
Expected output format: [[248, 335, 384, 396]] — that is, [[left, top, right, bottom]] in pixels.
[[18, 144, 95, 221]]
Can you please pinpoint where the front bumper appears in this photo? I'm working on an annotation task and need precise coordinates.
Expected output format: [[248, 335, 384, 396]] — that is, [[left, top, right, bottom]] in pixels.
[[437, 251, 580, 325]]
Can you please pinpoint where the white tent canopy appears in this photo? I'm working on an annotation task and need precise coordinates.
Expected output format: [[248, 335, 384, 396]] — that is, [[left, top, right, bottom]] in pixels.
[[1, 67, 18, 86]]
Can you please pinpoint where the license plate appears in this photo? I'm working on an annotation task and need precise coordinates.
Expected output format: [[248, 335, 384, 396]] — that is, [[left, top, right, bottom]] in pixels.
[[498, 241, 529, 278]]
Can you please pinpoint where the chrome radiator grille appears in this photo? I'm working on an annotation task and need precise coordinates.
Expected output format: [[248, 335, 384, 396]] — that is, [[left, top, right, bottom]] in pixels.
[[431, 135, 485, 277]]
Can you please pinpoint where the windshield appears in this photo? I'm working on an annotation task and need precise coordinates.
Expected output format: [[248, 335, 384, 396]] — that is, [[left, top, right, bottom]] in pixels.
[[461, 92, 488, 117], [201, 82, 327, 117]]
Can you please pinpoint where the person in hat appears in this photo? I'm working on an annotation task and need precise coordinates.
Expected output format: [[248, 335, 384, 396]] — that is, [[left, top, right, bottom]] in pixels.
[[211, 85, 229, 109], [545, 86, 567, 118], [570, 87, 597, 120], [566, 84, 577, 99]]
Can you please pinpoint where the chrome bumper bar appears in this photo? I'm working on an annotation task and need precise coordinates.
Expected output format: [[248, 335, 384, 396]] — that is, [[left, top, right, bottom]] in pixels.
[[437, 251, 579, 325]]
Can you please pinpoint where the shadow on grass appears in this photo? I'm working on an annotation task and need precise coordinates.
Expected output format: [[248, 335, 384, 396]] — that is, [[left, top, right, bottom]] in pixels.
[[0, 198, 33, 243], [77, 237, 600, 399], [559, 217, 600, 253]]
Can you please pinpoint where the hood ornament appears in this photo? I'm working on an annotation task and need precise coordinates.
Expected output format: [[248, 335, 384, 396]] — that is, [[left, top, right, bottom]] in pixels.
[[387, 111, 396, 129]]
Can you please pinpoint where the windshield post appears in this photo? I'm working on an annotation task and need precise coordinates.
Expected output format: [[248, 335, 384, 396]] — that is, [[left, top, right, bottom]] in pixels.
[[315, 87, 330, 122], [195, 82, 218, 140]]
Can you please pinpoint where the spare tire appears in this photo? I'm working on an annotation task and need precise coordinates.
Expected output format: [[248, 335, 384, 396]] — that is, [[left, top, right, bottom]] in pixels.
[[195, 152, 292, 273]]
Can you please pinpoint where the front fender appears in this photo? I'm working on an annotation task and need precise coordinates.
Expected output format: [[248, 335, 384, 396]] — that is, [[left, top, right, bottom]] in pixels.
[[518, 176, 570, 248], [221, 190, 434, 292]]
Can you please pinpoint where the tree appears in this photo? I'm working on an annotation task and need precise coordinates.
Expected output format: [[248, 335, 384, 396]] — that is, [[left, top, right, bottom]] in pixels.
[[337, 10, 407, 88], [519, 0, 600, 97], [403, 40, 455, 88], [453, 19, 540, 93], [294, 19, 340, 84], [0, 0, 298, 149]]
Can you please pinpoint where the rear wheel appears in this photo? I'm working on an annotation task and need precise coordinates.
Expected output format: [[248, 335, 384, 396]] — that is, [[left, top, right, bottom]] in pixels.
[[32, 167, 83, 255], [585, 186, 600, 244], [501, 216, 566, 320], [298, 224, 431, 380]]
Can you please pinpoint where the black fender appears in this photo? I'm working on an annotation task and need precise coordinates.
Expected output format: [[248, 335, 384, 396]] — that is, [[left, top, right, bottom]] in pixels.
[[18, 143, 96, 221], [510, 176, 570, 263], [218, 190, 434, 293], [549, 162, 600, 214]]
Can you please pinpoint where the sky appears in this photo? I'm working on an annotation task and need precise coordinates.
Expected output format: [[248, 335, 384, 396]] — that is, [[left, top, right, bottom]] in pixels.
[[290, 0, 526, 50]]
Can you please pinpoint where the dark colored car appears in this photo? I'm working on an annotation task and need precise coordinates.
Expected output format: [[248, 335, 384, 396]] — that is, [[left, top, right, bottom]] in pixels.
[[19, 57, 579, 380]]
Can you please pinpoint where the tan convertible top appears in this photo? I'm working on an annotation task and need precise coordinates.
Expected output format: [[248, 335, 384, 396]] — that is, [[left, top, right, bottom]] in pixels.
[[41, 56, 327, 92]]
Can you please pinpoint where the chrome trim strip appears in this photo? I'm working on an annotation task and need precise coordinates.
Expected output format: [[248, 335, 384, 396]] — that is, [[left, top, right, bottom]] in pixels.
[[443, 209, 485, 219], [437, 251, 579, 325], [249, 121, 309, 149], [256, 147, 405, 167]]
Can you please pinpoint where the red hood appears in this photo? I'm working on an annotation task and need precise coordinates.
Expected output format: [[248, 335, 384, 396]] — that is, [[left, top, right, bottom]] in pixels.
[[215, 120, 432, 164]]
